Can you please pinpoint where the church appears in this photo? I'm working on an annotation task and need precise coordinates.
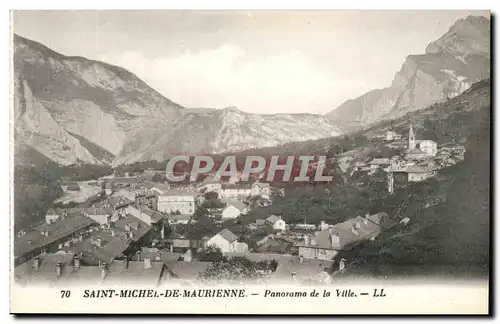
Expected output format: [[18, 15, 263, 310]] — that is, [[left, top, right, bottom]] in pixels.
[[406, 125, 438, 160]]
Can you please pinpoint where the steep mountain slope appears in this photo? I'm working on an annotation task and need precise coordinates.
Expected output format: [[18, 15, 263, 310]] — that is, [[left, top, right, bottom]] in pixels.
[[115, 106, 341, 165], [326, 15, 490, 129], [13, 34, 184, 166], [13, 35, 342, 167], [237, 78, 490, 158]]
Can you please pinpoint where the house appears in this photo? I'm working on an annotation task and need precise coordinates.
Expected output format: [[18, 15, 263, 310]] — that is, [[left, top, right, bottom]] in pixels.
[[160, 261, 213, 285], [67, 235, 129, 266], [14, 252, 77, 287], [103, 182, 113, 196], [45, 208, 65, 225], [84, 207, 113, 225], [224, 253, 334, 284], [408, 125, 438, 159], [369, 158, 391, 169], [292, 223, 317, 231], [14, 215, 97, 266], [107, 196, 135, 211], [205, 229, 248, 253], [406, 165, 438, 182], [114, 214, 153, 244], [297, 213, 394, 260], [266, 215, 287, 232], [125, 206, 165, 227], [319, 221, 330, 231], [114, 188, 158, 210], [167, 238, 206, 262], [250, 182, 271, 197], [418, 140, 438, 157], [272, 255, 334, 284], [102, 258, 166, 287], [296, 232, 339, 261], [386, 130, 402, 141], [158, 190, 201, 215], [219, 184, 253, 199], [221, 199, 249, 220], [167, 214, 192, 225], [201, 180, 222, 193], [138, 180, 170, 195]]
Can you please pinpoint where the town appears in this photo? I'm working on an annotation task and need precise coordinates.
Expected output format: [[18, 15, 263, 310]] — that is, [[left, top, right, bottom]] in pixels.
[[14, 124, 465, 286]]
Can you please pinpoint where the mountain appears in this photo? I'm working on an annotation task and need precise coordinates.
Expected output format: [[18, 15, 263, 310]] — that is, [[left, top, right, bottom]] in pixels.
[[114, 106, 341, 165], [326, 15, 490, 129], [239, 78, 490, 159], [13, 34, 342, 167]]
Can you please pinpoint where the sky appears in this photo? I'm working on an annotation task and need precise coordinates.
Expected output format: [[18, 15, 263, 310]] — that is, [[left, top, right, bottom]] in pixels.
[[13, 10, 489, 115]]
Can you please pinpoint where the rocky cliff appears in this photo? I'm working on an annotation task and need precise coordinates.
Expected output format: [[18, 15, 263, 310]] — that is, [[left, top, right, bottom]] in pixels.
[[13, 35, 342, 167], [326, 15, 490, 128]]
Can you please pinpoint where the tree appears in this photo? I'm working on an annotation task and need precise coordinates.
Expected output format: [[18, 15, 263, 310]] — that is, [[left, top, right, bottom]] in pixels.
[[204, 191, 219, 200], [197, 245, 226, 262], [152, 172, 164, 182], [198, 256, 276, 283], [353, 134, 369, 147]]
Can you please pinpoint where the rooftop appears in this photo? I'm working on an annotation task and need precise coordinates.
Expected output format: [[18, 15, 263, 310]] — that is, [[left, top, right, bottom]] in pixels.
[[104, 260, 165, 286], [328, 215, 383, 250], [14, 252, 76, 287], [161, 190, 200, 197], [163, 261, 212, 280], [225, 199, 247, 212], [266, 215, 281, 225], [138, 208, 165, 223], [85, 207, 113, 216], [114, 214, 152, 242], [107, 196, 135, 208], [216, 229, 238, 243], [15, 215, 97, 258]]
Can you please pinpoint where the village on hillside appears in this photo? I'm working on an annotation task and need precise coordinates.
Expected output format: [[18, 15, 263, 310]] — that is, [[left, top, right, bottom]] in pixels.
[[14, 124, 465, 286]]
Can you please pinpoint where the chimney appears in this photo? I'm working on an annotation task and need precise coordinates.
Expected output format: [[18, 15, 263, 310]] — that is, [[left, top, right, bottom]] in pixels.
[[32, 257, 40, 270], [144, 257, 152, 269], [136, 251, 141, 263], [79, 234, 84, 242], [363, 217, 369, 225], [170, 244, 173, 253], [74, 257, 81, 270], [111, 229, 115, 237], [100, 262, 108, 280], [123, 256, 129, 269], [95, 237, 102, 247], [350, 226, 359, 236], [304, 235, 310, 246], [355, 221, 361, 229], [299, 256, 304, 264], [56, 261, 63, 277]]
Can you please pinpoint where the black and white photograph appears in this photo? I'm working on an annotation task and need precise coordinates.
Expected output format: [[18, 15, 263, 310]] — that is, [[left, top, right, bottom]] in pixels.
[[9, 9, 491, 314]]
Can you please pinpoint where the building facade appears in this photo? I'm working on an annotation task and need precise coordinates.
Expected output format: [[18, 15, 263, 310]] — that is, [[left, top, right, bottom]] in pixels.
[[158, 191, 201, 215]]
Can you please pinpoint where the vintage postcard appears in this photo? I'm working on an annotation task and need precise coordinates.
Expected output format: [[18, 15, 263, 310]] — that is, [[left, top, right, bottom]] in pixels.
[[9, 10, 491, 315]]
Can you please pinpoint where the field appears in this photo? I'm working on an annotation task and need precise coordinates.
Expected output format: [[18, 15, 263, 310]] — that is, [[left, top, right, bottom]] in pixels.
[[55, 181, 102, 204]]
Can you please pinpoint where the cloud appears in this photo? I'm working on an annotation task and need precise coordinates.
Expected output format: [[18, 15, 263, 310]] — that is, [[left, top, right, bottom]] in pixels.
[[100, 46, 336, 114]]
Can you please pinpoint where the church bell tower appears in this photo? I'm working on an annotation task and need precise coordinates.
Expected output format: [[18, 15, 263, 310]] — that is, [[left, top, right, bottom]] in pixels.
[[408, 125, 416, 150]]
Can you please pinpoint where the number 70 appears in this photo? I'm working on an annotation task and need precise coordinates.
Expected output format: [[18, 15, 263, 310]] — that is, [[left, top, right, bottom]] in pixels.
[[60, 290, 71, 298]]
